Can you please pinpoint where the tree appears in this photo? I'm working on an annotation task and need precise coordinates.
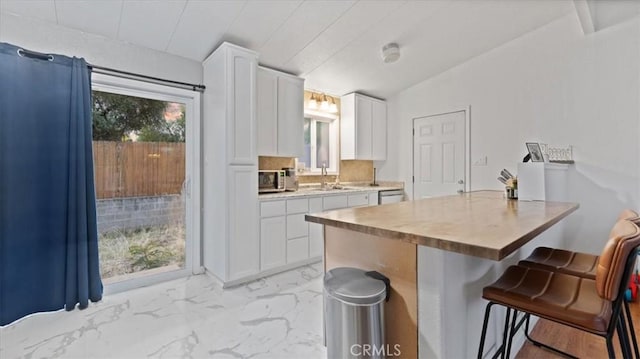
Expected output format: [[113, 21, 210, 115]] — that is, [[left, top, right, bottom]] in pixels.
[[137, 105, 185, 143], [92, 91, 166, 141]]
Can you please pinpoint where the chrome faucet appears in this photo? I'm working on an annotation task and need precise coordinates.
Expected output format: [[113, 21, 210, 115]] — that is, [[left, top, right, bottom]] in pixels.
[[321, 163, 328, 189]]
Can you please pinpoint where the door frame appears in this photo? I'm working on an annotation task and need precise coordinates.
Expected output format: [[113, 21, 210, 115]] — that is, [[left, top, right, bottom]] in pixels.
[[412, 106, 471, 200], [92, 73, 202, 294]]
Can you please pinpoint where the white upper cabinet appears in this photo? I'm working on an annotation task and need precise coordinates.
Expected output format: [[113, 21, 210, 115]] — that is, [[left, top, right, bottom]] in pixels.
[[340, 93, 387, 161], [371, 100, 387, 161], [257, 67, 304, 158], [203, 43, 258, 166], [257, 69, 278, 156]]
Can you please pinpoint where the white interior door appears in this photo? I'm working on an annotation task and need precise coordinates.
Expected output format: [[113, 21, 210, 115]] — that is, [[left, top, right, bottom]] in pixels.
[[413, 110, 467, 199]]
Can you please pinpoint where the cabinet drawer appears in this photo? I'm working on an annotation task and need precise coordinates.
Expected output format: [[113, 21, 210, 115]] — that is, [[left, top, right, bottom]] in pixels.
[[287, 237, 309, 264], [260, 200, 286, 217], [348, 193, 369, 207], [287, 198, 309, 214], [323, 195, 348, 210], [287, 213, 308, 239]]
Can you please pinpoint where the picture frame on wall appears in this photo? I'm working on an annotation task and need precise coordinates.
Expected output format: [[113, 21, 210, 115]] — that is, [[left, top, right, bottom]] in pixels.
[[526, 142, 544, 162]]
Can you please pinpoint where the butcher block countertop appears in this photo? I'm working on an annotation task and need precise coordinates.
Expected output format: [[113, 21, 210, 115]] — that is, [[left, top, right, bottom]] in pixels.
[[305, 190, 579, 261]]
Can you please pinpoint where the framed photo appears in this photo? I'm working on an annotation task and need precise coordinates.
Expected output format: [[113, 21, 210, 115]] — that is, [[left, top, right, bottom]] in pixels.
[[526, 142, 544, 162]]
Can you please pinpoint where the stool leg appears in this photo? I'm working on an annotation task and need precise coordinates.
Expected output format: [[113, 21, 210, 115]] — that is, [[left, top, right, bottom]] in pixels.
[[505, 309, 519, 359], [623, 301, 639, 358], [607, 335, 616, 359], [617, 316, 632, 359], [478, 302, 494, 359], [523, 315, 579, 359], [500, 308, 512, 359]]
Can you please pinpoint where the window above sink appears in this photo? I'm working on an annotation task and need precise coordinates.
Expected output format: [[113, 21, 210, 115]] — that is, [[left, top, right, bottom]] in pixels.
[[298, 111, 339, 175]]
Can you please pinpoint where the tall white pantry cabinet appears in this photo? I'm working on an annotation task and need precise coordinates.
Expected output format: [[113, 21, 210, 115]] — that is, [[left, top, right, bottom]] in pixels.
[[202, 43, 260, 284]]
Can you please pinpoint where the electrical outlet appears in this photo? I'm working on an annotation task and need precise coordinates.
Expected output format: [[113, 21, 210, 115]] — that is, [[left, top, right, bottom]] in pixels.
[[473, 156, 488, 166]]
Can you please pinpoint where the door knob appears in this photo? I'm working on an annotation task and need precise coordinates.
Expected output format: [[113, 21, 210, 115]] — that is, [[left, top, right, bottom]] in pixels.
[[458, 179, 464, 184]]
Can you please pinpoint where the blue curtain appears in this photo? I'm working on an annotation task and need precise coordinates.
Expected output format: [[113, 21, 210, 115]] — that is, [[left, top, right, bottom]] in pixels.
[[0, 42, 103, 326]]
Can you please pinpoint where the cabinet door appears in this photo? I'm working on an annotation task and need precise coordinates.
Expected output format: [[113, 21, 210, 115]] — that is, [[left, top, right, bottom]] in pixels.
[[348, 193, 370, 207], [277, 76, 304, 158], [257, 69, 278, 156], [309, 196, 324, 258], [228, 166, 259, 280], [228, 51, 257, 165], [260, 216, 286, 270], [287, 213, 308, 239], [340, 94, 356, 160], [371, 100, 387, 161], [355, 96, 372, 159], [368, 191, 379, 206], [287, 237, 309, 264], [323, 195, 348, 210]]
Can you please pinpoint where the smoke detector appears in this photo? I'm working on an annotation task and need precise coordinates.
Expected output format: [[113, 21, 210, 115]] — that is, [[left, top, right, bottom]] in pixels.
[[382, 43, 400, 63]]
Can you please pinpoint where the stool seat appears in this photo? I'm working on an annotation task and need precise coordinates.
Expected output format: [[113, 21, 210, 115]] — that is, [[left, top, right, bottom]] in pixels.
[[519, 247, 598, 279], [483, 265, 611, 335]]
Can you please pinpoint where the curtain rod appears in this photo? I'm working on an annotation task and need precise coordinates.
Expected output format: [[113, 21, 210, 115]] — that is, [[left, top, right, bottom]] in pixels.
[[15, 46, 205, 92], [89, 65, 206, 92]]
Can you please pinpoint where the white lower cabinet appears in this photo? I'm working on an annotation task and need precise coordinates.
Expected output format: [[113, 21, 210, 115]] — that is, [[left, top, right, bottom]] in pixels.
[[347, 193, 370, 207], [323, 195, 348, 210], [309, 197, 324, 258], [258, 191, 380, 277], [260, 216, 286, 270], [259, 200, 286, 271], [287, 237, 309, 264], [287, 213, 308, 239]]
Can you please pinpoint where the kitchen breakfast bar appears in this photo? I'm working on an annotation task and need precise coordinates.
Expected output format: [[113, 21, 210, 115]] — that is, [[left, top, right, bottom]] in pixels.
[[305, 190, 579, 359]]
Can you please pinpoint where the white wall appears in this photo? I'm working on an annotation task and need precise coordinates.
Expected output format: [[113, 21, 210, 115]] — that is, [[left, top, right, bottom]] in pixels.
[[382, 13, 640, 254], [0, 12, 202, 84]]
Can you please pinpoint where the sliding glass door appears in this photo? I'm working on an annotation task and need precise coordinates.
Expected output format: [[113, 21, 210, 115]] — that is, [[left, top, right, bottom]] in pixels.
[[91, 75, 201, 293]]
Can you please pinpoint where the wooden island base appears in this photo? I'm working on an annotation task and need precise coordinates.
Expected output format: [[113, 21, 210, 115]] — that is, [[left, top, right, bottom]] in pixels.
[[324, 226, 418, 358]]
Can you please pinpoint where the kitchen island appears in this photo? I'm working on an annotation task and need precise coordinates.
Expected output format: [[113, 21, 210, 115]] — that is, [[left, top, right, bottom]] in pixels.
[[305, 190, 578, 359]]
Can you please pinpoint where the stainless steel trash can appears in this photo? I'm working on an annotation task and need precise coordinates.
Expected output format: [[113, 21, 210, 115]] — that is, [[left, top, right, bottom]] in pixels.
[[324, 267, 390, 359]]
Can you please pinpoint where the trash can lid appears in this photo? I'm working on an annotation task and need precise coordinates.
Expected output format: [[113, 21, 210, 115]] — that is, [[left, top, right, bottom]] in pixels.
[[324, 267, 387, 305]]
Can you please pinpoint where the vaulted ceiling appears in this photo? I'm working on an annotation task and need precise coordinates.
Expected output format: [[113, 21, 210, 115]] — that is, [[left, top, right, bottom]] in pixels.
[[2, 0, 625, 98]]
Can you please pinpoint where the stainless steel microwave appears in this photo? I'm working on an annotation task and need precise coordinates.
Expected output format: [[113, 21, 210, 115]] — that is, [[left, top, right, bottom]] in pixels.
[[258, 170, 286, 193]]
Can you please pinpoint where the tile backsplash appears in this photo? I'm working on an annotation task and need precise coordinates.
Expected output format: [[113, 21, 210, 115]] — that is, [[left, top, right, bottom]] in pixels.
[[258, 156, 374, 184]]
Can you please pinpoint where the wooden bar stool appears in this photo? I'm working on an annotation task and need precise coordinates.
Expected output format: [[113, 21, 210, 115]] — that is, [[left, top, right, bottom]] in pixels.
[[518, 209, 640, 357], [478, 219, 640, 359]]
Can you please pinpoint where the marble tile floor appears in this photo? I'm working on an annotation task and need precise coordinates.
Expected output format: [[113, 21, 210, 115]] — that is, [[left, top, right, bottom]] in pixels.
[[0, 263, 327, 358]]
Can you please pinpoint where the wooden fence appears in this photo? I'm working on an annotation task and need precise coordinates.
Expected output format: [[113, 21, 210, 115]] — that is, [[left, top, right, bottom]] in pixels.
[[93, 141, 185, 199]]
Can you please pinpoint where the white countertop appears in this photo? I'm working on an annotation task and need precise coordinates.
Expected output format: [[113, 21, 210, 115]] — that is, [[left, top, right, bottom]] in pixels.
[[258, 182, 404, 200]]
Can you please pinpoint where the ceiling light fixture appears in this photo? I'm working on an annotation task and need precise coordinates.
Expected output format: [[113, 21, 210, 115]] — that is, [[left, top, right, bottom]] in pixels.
[[382, 43, 400, 63], [308, 93, 318, 109]]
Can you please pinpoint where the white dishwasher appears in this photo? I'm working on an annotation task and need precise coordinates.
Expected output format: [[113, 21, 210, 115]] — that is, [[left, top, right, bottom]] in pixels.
[[378, 189, 404, 204]]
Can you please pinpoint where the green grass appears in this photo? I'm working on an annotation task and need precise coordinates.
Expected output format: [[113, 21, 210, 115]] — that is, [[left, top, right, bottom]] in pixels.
[[98, 224, 185, 279]]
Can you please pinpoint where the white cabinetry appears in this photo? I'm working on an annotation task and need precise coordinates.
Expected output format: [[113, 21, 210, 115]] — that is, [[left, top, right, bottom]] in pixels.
[[256, 191, 380, 280], [286, 198, 309, 264], [260, 200, 286, 271], [202, 43, 259, 286], [340, 93, 387, 160], [308, 197, 324, 258], [257, 67, 304, 158]]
